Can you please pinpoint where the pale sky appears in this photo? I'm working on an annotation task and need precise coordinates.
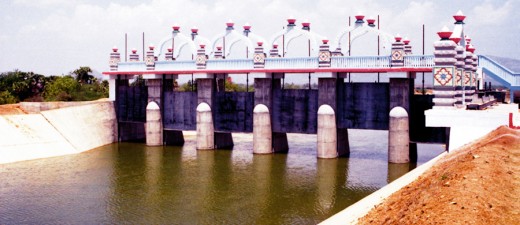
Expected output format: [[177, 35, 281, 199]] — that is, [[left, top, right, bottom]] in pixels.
[[0, 0, 518, 76]]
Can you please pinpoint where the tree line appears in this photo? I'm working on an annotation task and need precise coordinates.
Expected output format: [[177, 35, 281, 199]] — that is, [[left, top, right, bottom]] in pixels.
[[0, 67, 108, 104]]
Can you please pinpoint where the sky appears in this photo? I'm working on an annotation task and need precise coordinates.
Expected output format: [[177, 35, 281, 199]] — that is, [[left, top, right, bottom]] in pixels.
[[0, 0, 519, 76]]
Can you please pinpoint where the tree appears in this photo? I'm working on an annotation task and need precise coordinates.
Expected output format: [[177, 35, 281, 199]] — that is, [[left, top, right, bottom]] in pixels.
[[72, 67, 93, 84], [43, 76, 79, 101]]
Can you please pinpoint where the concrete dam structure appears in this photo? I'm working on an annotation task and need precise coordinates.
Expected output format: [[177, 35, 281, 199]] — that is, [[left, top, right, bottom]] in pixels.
[[104, 11, 515, 162]]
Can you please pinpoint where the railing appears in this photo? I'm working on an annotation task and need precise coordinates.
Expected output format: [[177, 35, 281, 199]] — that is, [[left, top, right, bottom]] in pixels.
[[404, 55, 434, 68], [265, 57, 319, 69], [115, 55, 436, 73], [118, 62, 146, 72], [479, 55, 520, 87], [155, 60, 196, 71], [331, 56, 391, 68], [206, 59, 253, 70]]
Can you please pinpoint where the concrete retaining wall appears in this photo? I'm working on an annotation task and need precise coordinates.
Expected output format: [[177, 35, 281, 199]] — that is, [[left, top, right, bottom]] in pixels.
[[20, 100, 104, 114], [0, 101, 117, 164]]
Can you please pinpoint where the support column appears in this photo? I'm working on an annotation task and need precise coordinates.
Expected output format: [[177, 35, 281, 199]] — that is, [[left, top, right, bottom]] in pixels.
[[146, 101, 163, 146], [196, 75, 234, 150], [163, 75, 185, 146], [317, 76, 349, 158], [196, 102, 214, 149], [253, 75, 288, 153], [388, 107, 409, 163], [464, 43, 475, 103]]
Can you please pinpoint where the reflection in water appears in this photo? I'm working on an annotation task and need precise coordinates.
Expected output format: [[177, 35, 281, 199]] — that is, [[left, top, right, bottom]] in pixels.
[[0, 132, 444, 224]]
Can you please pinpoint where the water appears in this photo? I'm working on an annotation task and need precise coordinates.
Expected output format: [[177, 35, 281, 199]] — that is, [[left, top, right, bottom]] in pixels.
[[0, 130, 444, 224]]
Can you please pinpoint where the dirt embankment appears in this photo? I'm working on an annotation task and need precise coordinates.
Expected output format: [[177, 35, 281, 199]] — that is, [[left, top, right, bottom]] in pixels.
[[0, 104, 27, 115], [359, 126, 520, 224]]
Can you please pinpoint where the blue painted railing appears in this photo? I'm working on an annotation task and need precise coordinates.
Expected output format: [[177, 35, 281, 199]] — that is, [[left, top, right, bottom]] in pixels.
[[265, 57, 319, 69], [478, 55, 520, 87], [331, 56, 391, 68], [404, 55, 434, 68]]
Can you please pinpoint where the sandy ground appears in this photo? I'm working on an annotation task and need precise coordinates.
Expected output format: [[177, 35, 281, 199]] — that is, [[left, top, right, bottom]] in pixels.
[[0, 104, 27, 115], [358, 125, 520, 224]]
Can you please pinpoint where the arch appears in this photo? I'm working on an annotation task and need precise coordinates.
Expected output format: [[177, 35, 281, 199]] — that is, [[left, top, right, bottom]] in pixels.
[[269, 23, 325, 57], [333, 21, 394, 55], [210, 29, 256, 57], [157, 32, 198, 59]]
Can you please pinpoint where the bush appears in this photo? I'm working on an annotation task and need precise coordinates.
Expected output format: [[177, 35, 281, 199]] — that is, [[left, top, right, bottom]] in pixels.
[[0, 90, 17, 104], [43, 76, 79, 101]]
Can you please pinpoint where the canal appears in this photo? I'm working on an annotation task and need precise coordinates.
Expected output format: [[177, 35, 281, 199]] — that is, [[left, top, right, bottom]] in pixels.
[[0, 130, 443, 224]]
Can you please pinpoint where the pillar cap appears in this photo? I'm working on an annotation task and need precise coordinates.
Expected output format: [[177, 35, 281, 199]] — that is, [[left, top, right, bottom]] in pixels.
[[367, 18, 376, 25], [226, 19, 234, 27], [302, 19, 310, 27], [403, 37, 410, 45], [450, 37, 461, 44], [146, 101, 160, 110], [191, 27, 198, 33], [167, 48, 173, 52], [437, 26, 452, 40], [172, 24, 180, 31], [287, 17, 296, 25], [453, 10, 466, 23], [216, 46, 222, 50], [273, 44, 278, 48], [199, 44, 206, 49], [132, 49, 137, 54], [149, 45, 155, 50], [253, 104, 269, 113], [389, 106, 408, 117], [112, 46, 118, 52], [318, 105, 335, 115], [243, 22, 251, 30], [355, 14, 365, 21], [257, 41, 263, 46], [322, 39, 329, 44], [197, 102, 211, 112], [394, 34, 402, 42]]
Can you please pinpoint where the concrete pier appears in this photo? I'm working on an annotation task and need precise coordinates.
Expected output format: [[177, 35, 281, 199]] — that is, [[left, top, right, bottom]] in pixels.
[[254, 76, 288, 153], [317, 105, 337, 158], [197, 76, 234, 149], [196, 102, 214, 150], [253, 104, 272, 154], [388, 106, 409, 163], [146, 101, 163, 146], [317, 76, 349, 158]]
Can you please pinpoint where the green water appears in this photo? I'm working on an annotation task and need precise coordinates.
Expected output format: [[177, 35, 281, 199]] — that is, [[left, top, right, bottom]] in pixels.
[[0, 131, 443, 224]]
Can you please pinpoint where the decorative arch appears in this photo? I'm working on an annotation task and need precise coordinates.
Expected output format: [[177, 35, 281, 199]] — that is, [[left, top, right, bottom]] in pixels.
[[333, 15, 394, 55], [210, 22, 259, 58], [269, 19, 325, 57], [157, 28, 198, 59]]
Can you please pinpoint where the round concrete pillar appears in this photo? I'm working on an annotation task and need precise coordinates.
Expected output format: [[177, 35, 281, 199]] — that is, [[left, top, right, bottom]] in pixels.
[[388, 106, 410, 163], [253, 104, 272, 154], [146, 101, 163, 146], [317, 105, 337, 158], [196, 102, 214, 150]]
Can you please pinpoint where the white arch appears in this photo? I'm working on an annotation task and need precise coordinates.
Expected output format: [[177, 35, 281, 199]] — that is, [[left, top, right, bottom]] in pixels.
[[269, 24, 324, 57], [210, 29, 256, 57], [333, 23, 394, 55], [157, 32, 198, 59]]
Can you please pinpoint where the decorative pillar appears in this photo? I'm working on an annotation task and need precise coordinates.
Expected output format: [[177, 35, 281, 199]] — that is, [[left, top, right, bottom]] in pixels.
[[214, 46, 223, 59], [464, 41, 474, 103], [129, 49, 139, 61], [403, 38, 412, 55], [318, 39, 331, 67], [165, 48, 173, 61], [109, 46, 120, 71], [196, 44, 207, 69], [432, 26, 457, 109], [388, 107, 409, 163], [253, 42, 266, 68], [471, 46, 478, 92], [451, 10, 466, 107], [145, 45, 155, 70], [270, 44, 280, 58], [146, 101, 163, 146], [391, 35, 405, 67]]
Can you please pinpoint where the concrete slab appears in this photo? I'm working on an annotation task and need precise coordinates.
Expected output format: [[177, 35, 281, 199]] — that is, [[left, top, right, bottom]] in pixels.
[[425, 103, 518, 151]]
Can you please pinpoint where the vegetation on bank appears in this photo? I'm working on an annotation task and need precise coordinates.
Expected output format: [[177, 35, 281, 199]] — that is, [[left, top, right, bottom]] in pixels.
[[0, 67, 108, 104]]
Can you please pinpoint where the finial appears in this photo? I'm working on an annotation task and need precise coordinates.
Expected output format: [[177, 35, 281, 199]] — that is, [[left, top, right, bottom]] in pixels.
[[322, 39, 329, 44], [172, 24, 180, 31], [226, 19, 234, 27], [394, 33, 402, 42], [302, 19, 310, 27], [132, 48, 137, 54], [437, 26, 452, 40], [112, 46, 118, 52], [403, 37, 410, 45], [453, 10, 466, 23], [287, 16, 296, 25], [243, 22, 251, 30], [199, 44, 205, 49], [167, 48, 173, 52], [191, 27, 198, 33], [257, 41, 263, 47], [149, 45, 155, 51]]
